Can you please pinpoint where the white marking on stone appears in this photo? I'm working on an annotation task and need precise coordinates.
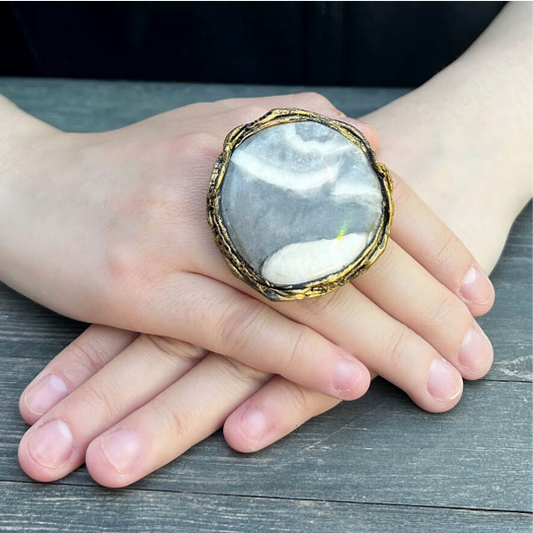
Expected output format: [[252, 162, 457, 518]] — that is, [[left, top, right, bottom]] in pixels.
[[261, 232, 370, 285], [232, 150, 343, 192], [282, 123, 349, 154], [331, 178, 381, 199]]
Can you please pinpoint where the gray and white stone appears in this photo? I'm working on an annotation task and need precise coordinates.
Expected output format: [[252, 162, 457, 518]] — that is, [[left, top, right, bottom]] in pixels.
[[220, 121, 384, 286]]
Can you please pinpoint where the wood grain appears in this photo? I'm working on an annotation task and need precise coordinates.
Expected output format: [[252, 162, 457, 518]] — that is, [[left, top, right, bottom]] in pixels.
[[0, 482, 530, 533]]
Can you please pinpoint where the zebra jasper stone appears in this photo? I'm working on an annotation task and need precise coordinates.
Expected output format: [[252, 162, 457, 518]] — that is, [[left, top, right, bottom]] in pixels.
[[219, 120, 384, 286]]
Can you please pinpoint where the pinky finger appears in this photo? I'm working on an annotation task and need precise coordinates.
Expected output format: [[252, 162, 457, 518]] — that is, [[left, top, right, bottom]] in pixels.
[[224, 376, 340, 453], [19, 325, 138, 425]]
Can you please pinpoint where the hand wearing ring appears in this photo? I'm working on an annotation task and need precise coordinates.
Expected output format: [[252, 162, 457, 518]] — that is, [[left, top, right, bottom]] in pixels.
[[9, 93, 495, 487]]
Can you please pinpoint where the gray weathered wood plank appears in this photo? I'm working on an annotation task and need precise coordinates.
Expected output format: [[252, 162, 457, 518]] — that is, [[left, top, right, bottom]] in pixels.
[[1, 355, 531, 512], [0, 482, 530, 533]]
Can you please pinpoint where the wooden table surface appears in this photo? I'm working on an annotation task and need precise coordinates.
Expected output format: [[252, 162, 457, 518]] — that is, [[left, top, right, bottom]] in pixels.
[[0, 78, 531, 533]]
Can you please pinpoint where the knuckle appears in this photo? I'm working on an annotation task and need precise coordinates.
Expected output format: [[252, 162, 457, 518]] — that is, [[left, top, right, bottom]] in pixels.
[[284, 327, 315, 373], [101, 246, 160, 321], [215, 301, 266, 358], [214, 96, 245, 110], [284, 382, 316, 415], [104, 240, 144, 286], [211, 353, 270, 385], [296, 91, 335, 112], [381, 325, 411, 369], [153, 131, 221, 202], [358, 244, 395, 284], [237, 105, 270, 125], [424, 292, 470, 334], [176, 131, 221, 163], [68, 337, 112, 376], [78, 379, 119, 424], [150, 397, 194, 443], [426, 231, 458, 271], [142, 334, 206, 366], [181, 101, 213, 116], [298, 286, 347, 318]]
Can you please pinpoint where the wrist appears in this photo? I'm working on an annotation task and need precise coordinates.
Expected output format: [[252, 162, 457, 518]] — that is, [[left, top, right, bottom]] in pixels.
[[362, 3, 531, 208], [0, 95, 62, 189], [359, 4, 532, 276], [0, 93, 59, 146], [0, 96, 72, 290]]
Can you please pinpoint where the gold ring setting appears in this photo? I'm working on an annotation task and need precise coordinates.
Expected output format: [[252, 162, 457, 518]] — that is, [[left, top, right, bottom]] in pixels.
[[207, 108, 393, 301]]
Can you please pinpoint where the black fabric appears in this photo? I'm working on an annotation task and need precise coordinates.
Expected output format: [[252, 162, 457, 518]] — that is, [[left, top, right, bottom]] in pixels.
[[3, 1, 505, 87]]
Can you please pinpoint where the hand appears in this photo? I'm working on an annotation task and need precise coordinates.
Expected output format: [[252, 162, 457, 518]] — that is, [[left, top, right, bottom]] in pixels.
[[10, 93, 494, 487], [15, 2, 531, 488]]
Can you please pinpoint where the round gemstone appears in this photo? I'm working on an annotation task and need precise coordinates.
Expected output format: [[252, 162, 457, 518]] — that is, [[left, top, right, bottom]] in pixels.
[[220, 120, 384, 286]]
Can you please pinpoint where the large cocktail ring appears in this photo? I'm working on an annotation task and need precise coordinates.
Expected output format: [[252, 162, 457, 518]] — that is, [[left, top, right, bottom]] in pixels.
[[207, 108, 394, 302]]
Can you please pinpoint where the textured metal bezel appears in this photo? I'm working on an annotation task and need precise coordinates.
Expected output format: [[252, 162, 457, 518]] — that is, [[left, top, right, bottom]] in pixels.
[[206, 107, 394, 301]]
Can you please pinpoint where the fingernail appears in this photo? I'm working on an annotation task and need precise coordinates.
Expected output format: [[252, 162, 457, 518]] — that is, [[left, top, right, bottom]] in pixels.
[[240, 407, 268, 442], [27, 419, 73, 469], [332, 357, 362, 399], [24, 374, 68, 415], [426, 359, 463, 401], [459, 265, 494, 306], [100, 428, 141, 474], [458, 323, 494, 373]]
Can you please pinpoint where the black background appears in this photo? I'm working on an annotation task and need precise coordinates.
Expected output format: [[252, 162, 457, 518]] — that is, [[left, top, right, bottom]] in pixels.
[[1, 1, 505, 87]]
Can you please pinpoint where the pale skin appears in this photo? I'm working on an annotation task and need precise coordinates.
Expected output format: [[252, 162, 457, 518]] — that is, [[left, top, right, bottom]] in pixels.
[[0, 3, 530, 488]]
